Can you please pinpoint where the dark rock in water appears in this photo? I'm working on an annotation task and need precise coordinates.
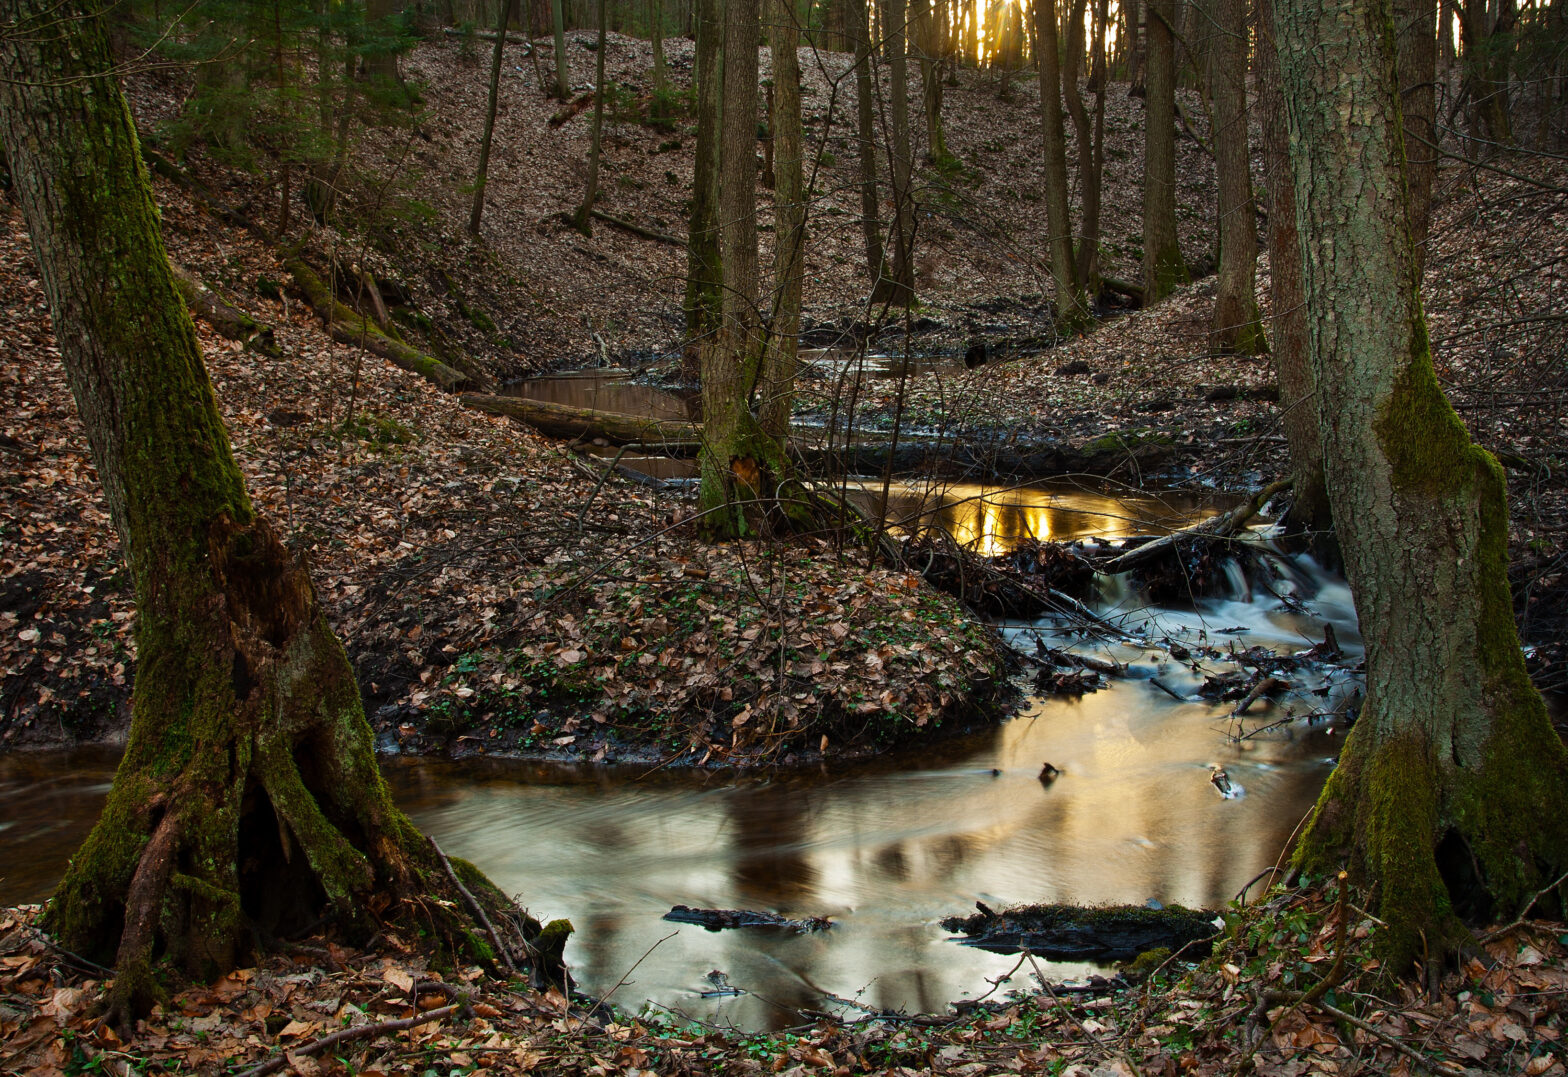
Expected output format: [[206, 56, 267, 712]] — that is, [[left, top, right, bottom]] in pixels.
[[940, 902, 1217, 961], [664, 904, 833, 934], [1055, 359, 1091, 376]]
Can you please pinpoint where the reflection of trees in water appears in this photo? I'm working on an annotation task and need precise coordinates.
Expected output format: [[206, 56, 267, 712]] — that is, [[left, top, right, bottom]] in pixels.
[[574, 910, 623, 995], [873, 843, 910, 882], [727, 785, 818, 906]]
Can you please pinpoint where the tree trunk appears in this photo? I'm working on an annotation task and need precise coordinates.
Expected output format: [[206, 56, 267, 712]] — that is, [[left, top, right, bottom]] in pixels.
[[1255, 0, 1331, 543], [552, 0, 571, 97], [1461, 0, 1513, 143], [1127, 0, 1146, 94], [570, 0, 609, 233], [1273, 0, 1568, 967], [1033, 0, 1089, 328], [851, 0, 887, 283], [913, 0, 948, 161], [0, 0, 556, 1023], [650, 0, 669, 98], [874, 0, 919, 306], [1207, 0, 1265, 351], [366, 0, 406, 83], [684, 0, 724, 376], [1142, 0, 1188, 301], [699, 0, 795, 536], [1395, 0, 1437, 277], [762, 0, 805, 439], [1077, 0, 1109, 286], [470, 0, 514, 235]]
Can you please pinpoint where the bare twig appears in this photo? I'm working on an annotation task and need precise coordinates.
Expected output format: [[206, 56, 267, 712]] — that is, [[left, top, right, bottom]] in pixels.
[[234, 1003, 461, 1077]]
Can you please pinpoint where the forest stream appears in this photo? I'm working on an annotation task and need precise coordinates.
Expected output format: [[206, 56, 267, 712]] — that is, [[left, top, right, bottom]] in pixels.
[[0, 482, 1361, 1032]]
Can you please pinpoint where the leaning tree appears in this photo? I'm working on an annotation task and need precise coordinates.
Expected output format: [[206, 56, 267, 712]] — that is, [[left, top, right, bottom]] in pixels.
[[1273, 0, 1568, 968], [0, 0, 561, 1022]]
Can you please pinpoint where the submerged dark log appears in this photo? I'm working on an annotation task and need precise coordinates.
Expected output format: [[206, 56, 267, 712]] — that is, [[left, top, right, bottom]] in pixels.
[[941, 902, 1217, 961], [663, 905, 833, 933]]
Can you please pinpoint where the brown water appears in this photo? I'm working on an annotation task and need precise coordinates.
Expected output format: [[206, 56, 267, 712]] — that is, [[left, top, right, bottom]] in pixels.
[[0, 543, 1359, 1030], [504, 371, 696, 421]]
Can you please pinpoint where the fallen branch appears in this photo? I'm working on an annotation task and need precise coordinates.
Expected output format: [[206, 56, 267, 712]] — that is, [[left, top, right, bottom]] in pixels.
[[441, 25, 537, 47], [1103, 478, 1292, 575], [234, 1003, 461, 1077], [286, 259, 479, 392], [588, 207, 686, 246], [430, 837, 521, 978], [549, 90, 595, 126], [1233, 675, 1291, 716], [171, 264, 279, 356]]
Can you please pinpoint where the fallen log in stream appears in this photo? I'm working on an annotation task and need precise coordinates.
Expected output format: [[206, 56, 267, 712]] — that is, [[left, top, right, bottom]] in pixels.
[[460, 393, 703, 447], [663, 904, 833, 934], [941, 902, 1217, 961], [1101, 478, 1292, 575]]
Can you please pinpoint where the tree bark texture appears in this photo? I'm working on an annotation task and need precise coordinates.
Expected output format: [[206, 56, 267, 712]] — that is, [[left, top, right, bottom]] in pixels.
[[1394, 0, 1437, 276], [698, 0, 795, 536], [762, 0, 806, 439], [1255, 0, 1331, 541], [1206, 0, 1264, 352], [1032, 0, 1089, 327], [684, 0, 724, 374], [0, 0, 554, 1021], [1142, 0, 1188, 301], [1273, 0, 1568, 966]]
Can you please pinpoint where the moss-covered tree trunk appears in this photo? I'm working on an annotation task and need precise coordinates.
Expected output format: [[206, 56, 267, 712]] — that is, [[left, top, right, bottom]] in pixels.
[[761, 0, 805, 439], [684, 0, 724, 379], [1207, 0, 1264, 353], [698, 0, 797, 536], [0, 0, 557, 1022], [1274, 0, 1568, 969], [1256, 0, 1331, 542], [1142, 0, 1188, 302], [1033, 0, 1090, 330]]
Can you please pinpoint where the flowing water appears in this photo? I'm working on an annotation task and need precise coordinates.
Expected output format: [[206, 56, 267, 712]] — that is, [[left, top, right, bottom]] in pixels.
[[0, 488, 1361, 1031]]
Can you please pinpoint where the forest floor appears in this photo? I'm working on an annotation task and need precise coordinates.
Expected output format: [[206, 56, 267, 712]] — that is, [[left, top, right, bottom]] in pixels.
[[1, 35, 1565, 758], [4, 882, 1567, 1076]]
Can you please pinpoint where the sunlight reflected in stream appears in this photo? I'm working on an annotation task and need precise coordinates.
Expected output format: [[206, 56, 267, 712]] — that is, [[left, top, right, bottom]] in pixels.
[[0, 488, 1360, 1030]]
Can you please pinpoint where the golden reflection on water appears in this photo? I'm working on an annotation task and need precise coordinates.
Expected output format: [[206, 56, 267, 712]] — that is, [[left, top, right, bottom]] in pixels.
[[851, 480, 1226, 557]]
